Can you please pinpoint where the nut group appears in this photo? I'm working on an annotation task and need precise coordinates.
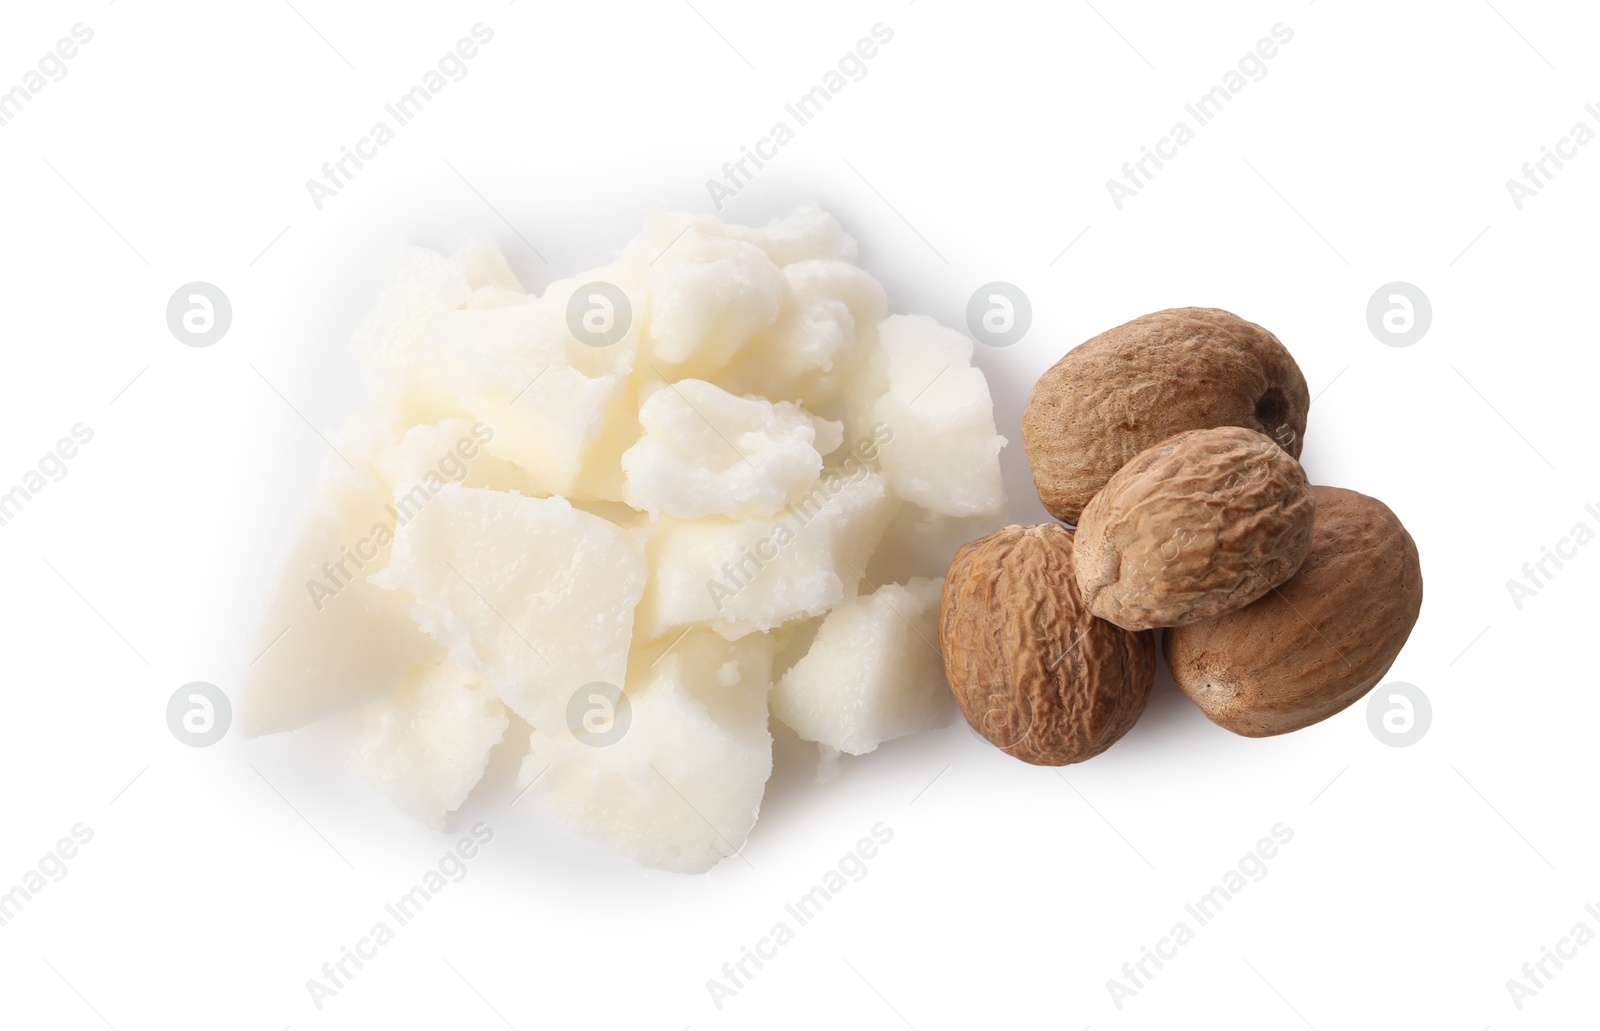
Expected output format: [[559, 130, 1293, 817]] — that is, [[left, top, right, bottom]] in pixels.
[[941, 307, 1423, 763]]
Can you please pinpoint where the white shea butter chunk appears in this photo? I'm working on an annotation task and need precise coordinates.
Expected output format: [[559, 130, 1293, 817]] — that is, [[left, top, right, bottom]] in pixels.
[[725, 203, 859, 267], [451, 238, 523, 294], [871, 314, 1007, 517], [621, 378, 843, 519], [374, 419, 535, 496], [351, 245, 472, 422], [638, 470, 896, 639], [430, 292, 640, 497], [772, 577, 951, 755], [350, 659, 509, 831], [566, 378, 642, 504], [519, 632, 774, 874], [539, 271, 661, 503], [241, 428, 440, 738], [625, 218, 784, 378], [718, 259, 888, 407], [371, 484, 647, 732]]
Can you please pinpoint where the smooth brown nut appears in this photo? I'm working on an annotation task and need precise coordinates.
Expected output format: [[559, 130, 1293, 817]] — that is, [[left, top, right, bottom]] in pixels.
[[1164, 485, 1423, 737], [939, 523, 1156, 765], [1074, 426, 1315, 631], [1022, 307, 1310, 524]]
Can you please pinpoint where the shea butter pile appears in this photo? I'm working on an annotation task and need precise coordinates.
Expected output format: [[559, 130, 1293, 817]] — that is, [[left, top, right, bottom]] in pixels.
[[244, 206, 1007, 872]]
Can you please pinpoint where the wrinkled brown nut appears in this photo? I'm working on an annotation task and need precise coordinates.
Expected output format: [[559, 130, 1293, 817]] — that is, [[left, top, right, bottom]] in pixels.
[[939, 523, 1156, 765], [1074, 426, 1315, 631], [1022, 307, 1311, 525], [1164, 485, 1423, 737]]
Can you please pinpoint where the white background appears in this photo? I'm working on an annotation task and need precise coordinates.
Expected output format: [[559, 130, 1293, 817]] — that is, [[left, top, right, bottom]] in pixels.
[[1, 1, 1595, 1028]]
